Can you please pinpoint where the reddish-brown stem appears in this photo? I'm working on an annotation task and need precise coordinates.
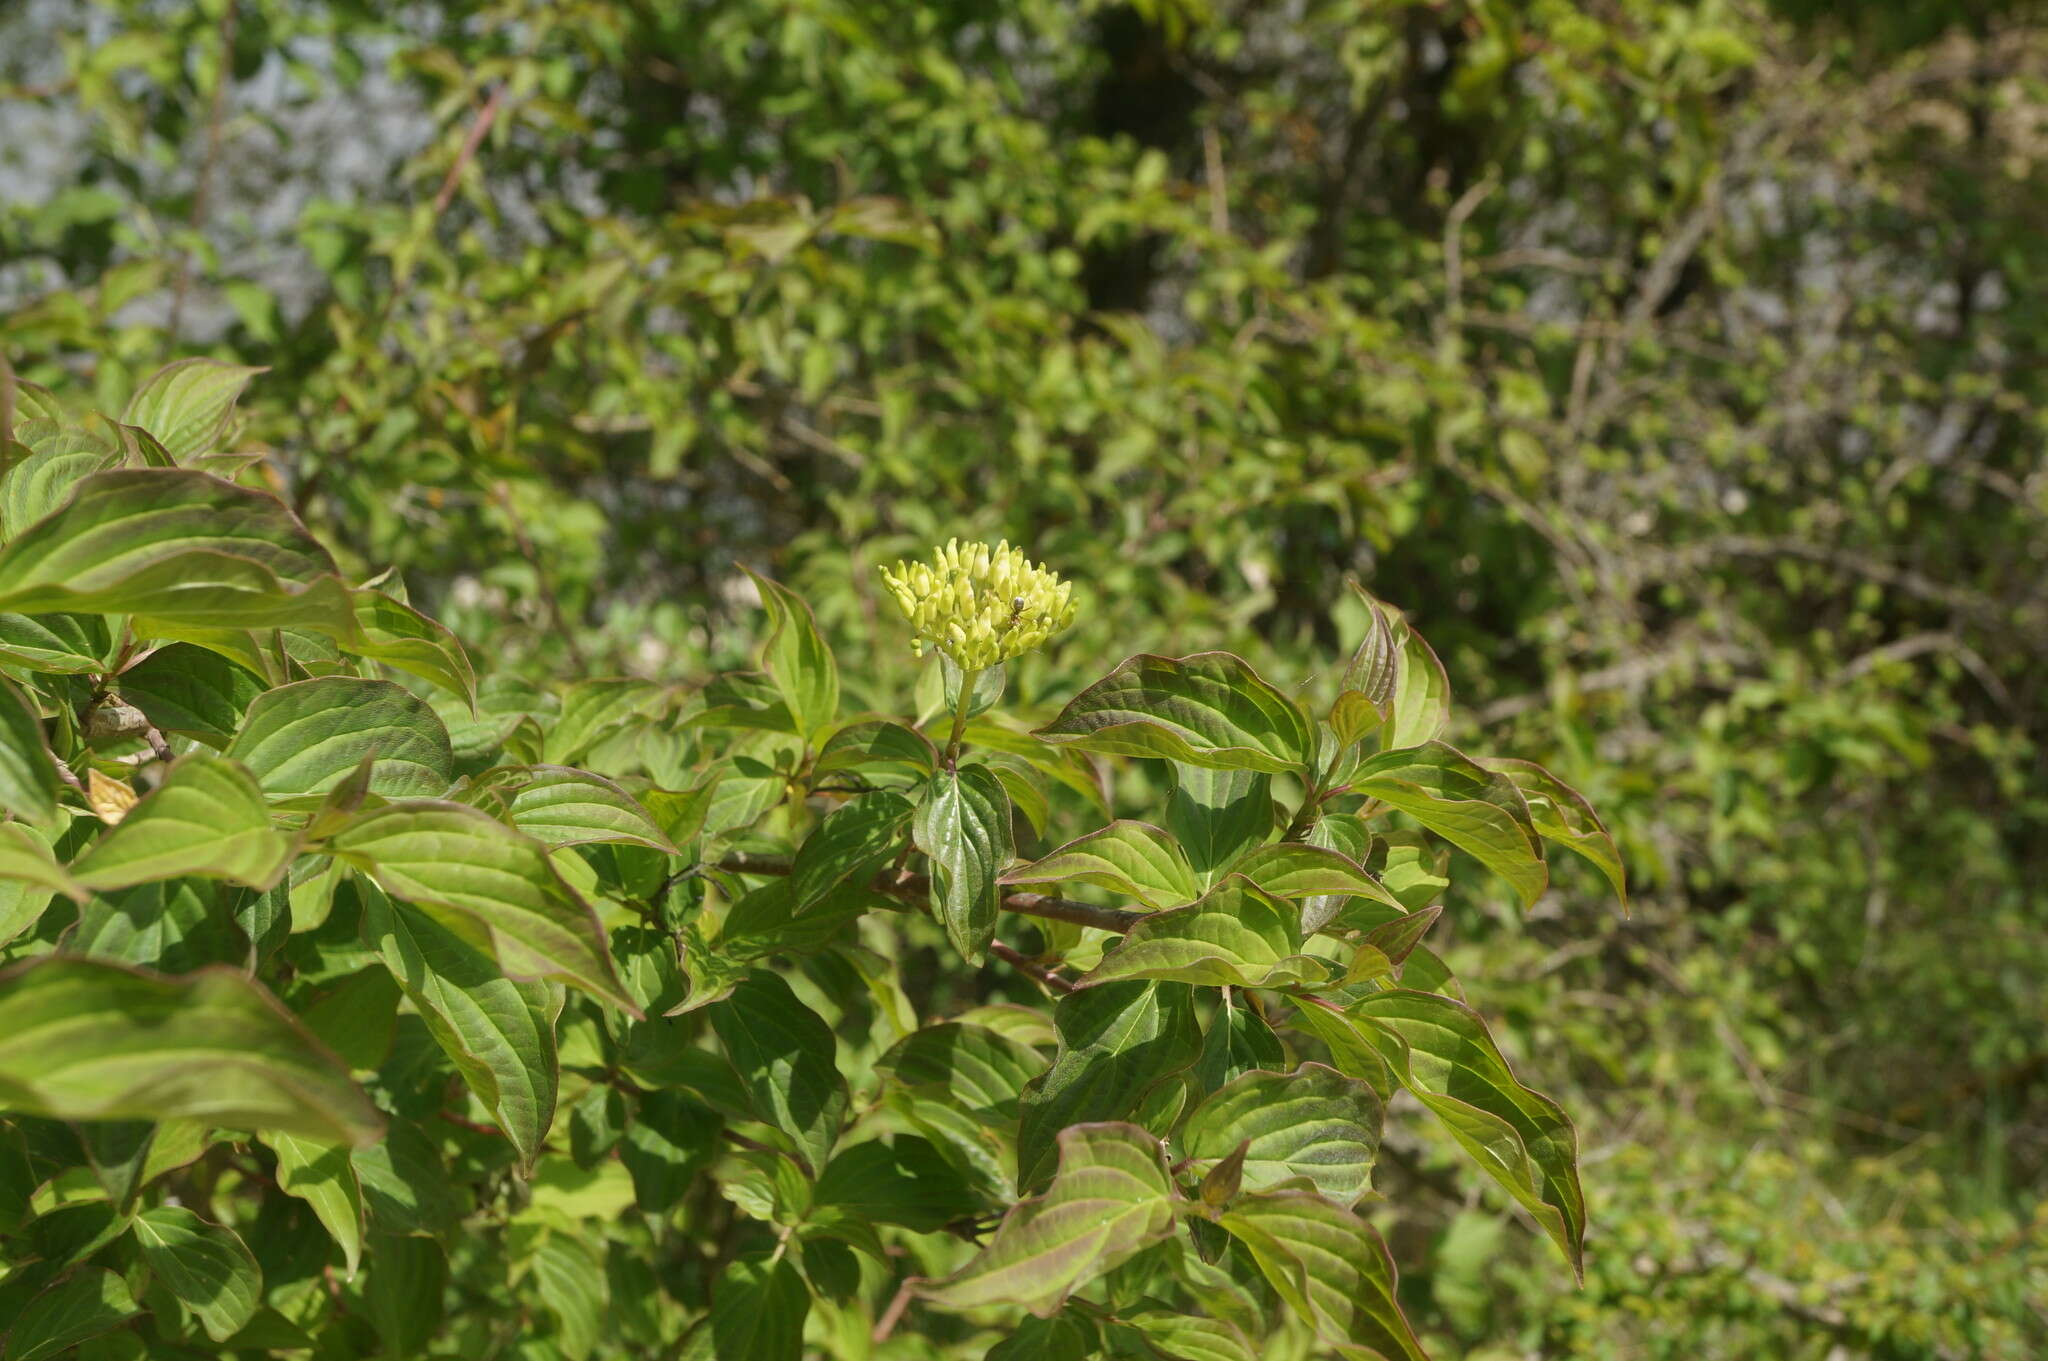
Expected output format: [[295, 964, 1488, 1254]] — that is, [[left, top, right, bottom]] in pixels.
[[990, 940, 1078, 994], [871, 1275, 925, 1344], [434, 83, 506, 215]]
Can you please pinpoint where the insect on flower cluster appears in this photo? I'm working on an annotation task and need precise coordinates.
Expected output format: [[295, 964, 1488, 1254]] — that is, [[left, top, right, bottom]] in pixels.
[[878, 539, 1078, 670]]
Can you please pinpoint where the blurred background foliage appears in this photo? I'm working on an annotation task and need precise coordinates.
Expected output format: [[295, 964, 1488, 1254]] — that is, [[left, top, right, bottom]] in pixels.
[[4, 0, 2046, 1354]]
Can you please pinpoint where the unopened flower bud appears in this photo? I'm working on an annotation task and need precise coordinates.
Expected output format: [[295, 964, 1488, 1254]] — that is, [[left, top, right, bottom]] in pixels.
[[877, 540, 1080, 669]]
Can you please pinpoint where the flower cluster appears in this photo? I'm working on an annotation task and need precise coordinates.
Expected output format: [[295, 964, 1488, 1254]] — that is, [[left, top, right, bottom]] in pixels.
[[878, 539, 1078, 670]]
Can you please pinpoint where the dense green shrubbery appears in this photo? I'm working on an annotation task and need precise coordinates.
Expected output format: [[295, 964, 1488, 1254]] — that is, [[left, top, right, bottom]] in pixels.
[[0, 366, 1624, 1357], [5, 0, 2047, 1353]]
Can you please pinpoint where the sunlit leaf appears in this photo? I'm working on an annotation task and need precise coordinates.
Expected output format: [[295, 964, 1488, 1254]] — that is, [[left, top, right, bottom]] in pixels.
[[1080, 879, 1330, 990], [227, 676, 455, 799], [330, 799, 633, 1012], [0, 956, 381, 1144], [912, 763, 1012, 965], [1036, 653, 1315, 774], [121, 358, 266, 461], [1219, 1190, 1425, 1360], [1002, 819, 1198, 909], [70, 754, 292, 891], [1016, 981, 1199, 1190], [1181, 1064, 1382, 1204], [921, 1122, 1173, 1316]]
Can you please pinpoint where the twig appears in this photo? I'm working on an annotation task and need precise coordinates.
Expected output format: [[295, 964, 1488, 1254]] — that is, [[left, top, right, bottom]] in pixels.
[[436, 1110, 505, 1139], [1440, 173, 1497, 321], [967, 890, 1143, 935], [141, 725, 174, 763], [989, 941, 1078, 994], [870, 1275, 925, 1344], [1202, 125, 1229, 236], [434, 83, 506, 216]]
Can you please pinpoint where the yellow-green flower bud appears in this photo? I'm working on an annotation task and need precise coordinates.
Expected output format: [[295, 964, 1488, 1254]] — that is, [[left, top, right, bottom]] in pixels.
[[877, 539, 1079, 670]]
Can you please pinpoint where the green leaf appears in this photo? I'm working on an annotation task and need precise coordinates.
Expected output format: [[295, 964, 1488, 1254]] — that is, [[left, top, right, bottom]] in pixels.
[[1080, 880, 1330, 991], [79, 1120, 153, 1213], [69, 755, 292, 891], [227, 677, 455, 799], [0, 613, 116, 673], [941, 654, 1005, 720], [1354, 742, 1546, 909], [1369, 832, 1450, 913], [353, 588, 476, 703], [0, 470, 358, 636], [707, 1255, 808, 1361], [742, 567, 838, 743], [1016, 981, 1199, 1191], [130, 1205, 262, 1342], [1224, 843, 1402, 910], [1035, 653, 1315, 774], [1218, 1190, 1425, 1361], [107, 419, 175, 467], [487, 765, 675, 851], [1165, 763, 1274, 883], [719, 877, 874, 961], [879, 1021, 1044, 1125], [707, 971, 849, 1175], [1481, 758, 1627, 909], [1347, 587, 1451, 752], [988, 757, 1050, 837], [0, 1268, 140, 1361], [544, 678, 665, 764], [791, 790, 913, 911], [352, 1118, 462, 1237], [67, 878, 246, 973], [297, 965, 400, 1071], [526, 1231, 607, 1361], [121, 358, 265, 460], [529, 1156, 637, 1222], [813, 719, 936, 780], [921, 1122, 1173, 1316], [813, 1136, 982, 1232], [962, 719, 1114, 819], [359, 883, 558, 1169], [1330, 586, 1397, 747], [1194, 995, 1286, 1091], [1001, 820, 1199, 910], [362, 1233, 446, 1356], [684, 671, 791, 736], [1123, 1311, 1258, 1361], [1348, 988, 1585, 1273], [331, 799, 633, 1012], [1339, 584, 1399, 703], [619, 1091, 719, 1213], [0, 428, 118, 542], [1363, 904, 1442, 969], [114, 643, 265, 746], [1300, 810, 1379, 933], [911, 763, 1013, 965], [987, 1314, 1101, 1361], [0, 677, 58, 823], [0, 824, 84, 945], [0, 956, 381, 1144], [260, 1131, 364, 1276], [1181, 1064, 1382, 1203]]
